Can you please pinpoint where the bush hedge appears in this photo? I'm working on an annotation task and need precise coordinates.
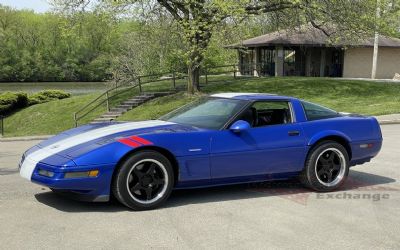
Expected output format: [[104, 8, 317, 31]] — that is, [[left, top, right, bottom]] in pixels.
[[0, 92, 29, 115], [0, 90, 70, 115], [28, 90, 71, 105]]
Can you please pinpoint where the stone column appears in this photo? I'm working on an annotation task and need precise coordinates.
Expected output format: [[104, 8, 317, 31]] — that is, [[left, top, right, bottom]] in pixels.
[[320, 48, 326, 77], [305, 48, 312, 76], [253, 48, 259, 77], [275, 46, 284, 76], [236, 50, 242, 76]]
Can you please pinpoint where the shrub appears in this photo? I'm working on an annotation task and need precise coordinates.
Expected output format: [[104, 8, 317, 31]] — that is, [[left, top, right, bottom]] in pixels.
[[0, 92, 29, 115], [28, 90, 71, 105], [0, 103, 13, 115], [0, 90, 71, 115]]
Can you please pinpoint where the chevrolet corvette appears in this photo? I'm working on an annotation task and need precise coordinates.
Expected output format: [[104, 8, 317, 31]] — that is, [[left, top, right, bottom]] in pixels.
[[19, 93, 382, 210]]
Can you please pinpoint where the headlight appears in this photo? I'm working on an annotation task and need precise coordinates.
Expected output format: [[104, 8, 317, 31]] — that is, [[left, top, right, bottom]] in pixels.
[[38, 169, 54, 178]]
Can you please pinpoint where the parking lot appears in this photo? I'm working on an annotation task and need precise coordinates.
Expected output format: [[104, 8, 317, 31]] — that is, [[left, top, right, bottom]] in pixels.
[[0, 125, 399, 249]]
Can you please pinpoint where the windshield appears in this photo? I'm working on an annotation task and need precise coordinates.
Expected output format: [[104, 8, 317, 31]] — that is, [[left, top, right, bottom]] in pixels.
[[160, 97, 248, 129]]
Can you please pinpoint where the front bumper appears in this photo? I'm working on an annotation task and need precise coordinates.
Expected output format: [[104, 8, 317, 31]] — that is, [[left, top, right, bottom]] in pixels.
[[30, 162, 115, 202]]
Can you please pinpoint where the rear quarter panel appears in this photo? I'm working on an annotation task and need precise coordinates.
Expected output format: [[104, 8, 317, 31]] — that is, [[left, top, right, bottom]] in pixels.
[[300, 116, 382, 164]]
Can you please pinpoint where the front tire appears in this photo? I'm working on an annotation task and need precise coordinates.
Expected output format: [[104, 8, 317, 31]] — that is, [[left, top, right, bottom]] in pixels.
[[112, 151, 174, 210], [300, 141, 349, 192]]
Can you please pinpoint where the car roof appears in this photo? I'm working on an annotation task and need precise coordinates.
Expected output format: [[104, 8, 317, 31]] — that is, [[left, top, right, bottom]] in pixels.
[[210, 92, 295, 101]]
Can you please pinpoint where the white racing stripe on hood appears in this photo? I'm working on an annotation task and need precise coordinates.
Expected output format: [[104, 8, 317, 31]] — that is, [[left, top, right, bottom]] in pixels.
[[20, 120, 174, 180]]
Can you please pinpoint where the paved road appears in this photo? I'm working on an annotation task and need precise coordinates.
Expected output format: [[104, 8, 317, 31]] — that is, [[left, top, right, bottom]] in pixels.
[[0, 125, 399, 249]]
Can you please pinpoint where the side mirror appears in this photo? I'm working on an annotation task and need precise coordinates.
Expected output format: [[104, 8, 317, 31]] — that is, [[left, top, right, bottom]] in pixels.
[[229, 120, 251, 133]]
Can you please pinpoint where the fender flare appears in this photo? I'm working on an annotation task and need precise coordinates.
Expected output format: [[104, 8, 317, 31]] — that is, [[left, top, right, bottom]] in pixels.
[[307, 130, 352, 146]]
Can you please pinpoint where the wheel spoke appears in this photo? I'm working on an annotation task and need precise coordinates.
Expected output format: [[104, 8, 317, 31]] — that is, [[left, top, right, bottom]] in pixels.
[[327, 152, 335, 161], [146, 163, 156, 175], [133, 167, 144, 178], [323, 164, 331, 171], [332, 163, 341, 171], [326, 172, 333, 183], [144, 187, 152, 200], [317, 169, 326, 177], [319, 158, 328, 164], [153, 178, 165, 186], [131, 183, 142, 192]]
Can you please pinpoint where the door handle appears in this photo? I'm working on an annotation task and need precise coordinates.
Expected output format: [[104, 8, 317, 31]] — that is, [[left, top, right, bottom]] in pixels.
[[288, 130, 300, 136]]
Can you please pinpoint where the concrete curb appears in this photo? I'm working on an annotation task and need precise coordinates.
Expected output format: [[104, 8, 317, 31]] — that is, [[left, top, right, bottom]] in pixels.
[[378, 120, 400, 125], [0, 135, 53, 142]]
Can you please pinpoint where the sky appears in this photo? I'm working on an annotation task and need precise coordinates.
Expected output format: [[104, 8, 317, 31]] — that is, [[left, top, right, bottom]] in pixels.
[[0, 0, 51, 13]]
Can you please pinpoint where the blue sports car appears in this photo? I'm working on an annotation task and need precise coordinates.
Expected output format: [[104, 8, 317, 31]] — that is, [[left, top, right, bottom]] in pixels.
[[19, 93, 382, 210]]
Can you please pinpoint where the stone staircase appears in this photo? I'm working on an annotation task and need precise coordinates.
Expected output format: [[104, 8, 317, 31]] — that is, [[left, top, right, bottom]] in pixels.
[[91, 91, 175, 123]]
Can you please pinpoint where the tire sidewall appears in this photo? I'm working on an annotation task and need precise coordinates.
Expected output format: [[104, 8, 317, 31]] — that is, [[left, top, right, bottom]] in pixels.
[[114, 151, 174, 210], [305, 141, 349, 191]]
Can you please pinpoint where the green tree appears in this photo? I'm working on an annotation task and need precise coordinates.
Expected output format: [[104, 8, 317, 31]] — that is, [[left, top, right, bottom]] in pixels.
[[52, 0, 399, 93], [4, 1, 397, 87], [0, 4, 118, 82]]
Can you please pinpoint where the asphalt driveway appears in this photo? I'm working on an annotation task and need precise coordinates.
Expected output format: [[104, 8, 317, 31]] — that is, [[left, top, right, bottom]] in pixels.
[[0, 125, 399, 249]]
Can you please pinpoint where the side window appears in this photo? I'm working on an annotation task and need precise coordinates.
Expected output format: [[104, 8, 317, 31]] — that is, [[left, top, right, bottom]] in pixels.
[[237, 101, 292, 127], [301, 101, 339, 121]]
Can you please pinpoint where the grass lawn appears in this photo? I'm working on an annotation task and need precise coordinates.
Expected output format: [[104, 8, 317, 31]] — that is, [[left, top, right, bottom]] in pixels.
[[1, 78, 187, 137], [3, 93, 103, 137], [118, 76, 400, 121], [3, 76, 400, 137], [117, 92, 199, 121]]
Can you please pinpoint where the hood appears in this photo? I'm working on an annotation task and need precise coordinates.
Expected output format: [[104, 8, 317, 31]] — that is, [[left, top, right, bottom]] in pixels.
[[36, 120, 198, 160], [39, 120, 176, 147]]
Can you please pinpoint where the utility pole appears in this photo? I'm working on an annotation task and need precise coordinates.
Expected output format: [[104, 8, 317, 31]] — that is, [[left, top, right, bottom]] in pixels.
[[371, 0, 381, 79]]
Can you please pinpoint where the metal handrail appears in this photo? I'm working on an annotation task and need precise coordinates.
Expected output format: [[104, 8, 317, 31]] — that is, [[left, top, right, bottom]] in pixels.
[[73, 65, 241, 127], [0, 115, 4, 137], [205, 64, 236, 69], [73, 72, 179, 126], [75, 84, 139, 121], [138, 72, 172, 78], [74, 84, 120, 115]]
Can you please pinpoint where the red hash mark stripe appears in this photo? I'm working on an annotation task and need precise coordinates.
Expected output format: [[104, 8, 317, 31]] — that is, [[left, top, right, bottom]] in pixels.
[[118, 138, 141, 148], [129, 135, 153, 145]]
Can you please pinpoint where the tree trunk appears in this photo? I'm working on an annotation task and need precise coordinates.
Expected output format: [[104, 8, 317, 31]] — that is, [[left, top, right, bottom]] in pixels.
[[187, 64, 200, 94], [186, 30, 210, 94]]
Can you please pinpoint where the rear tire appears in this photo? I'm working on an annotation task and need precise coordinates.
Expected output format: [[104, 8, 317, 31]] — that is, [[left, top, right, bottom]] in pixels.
[[299, 141, 349, 192], [112, 151, 174, 210]]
